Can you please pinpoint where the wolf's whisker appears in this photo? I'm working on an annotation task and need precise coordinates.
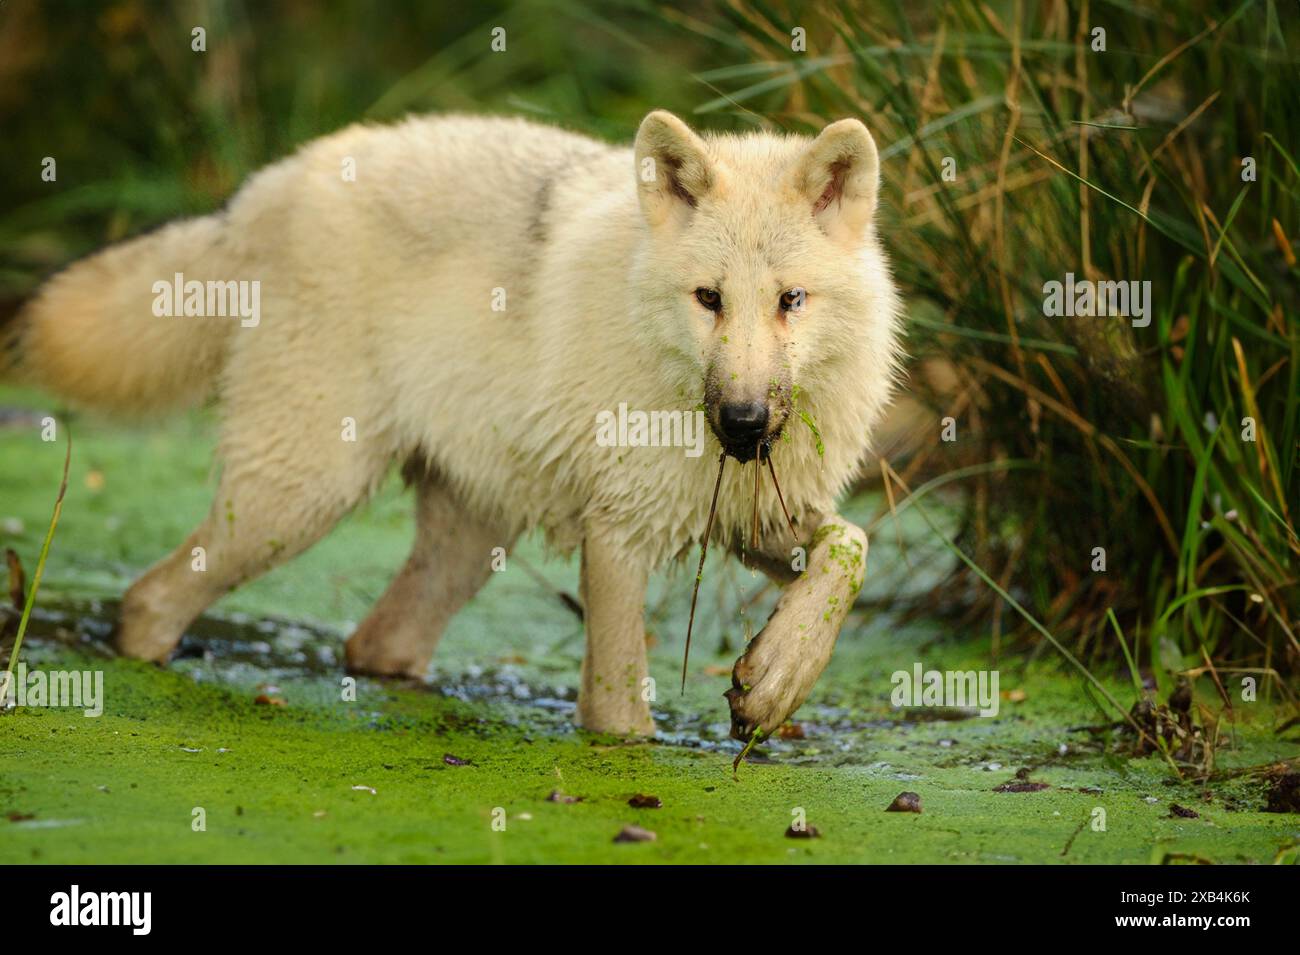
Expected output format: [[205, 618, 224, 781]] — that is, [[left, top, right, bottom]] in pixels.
[[751, 443, 761, 551], [682, 450, 726, 694], [767, 454, 799, 541]]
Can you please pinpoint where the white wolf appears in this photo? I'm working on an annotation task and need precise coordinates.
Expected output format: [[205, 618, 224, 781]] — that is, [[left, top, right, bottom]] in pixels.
[[4, 111, 902, 736]]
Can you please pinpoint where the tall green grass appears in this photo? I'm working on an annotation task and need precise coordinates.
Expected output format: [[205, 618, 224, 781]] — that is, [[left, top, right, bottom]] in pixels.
[[698, 0, 1297, 682]]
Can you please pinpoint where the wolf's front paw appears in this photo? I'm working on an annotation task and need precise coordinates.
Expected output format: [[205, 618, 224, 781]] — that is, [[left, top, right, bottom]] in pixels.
[[725, 641, 800, 741], [725, 519, 866, 740]]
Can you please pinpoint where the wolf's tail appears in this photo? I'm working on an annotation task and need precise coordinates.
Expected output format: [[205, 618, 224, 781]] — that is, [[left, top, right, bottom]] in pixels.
[[1, 214, 240, 415]]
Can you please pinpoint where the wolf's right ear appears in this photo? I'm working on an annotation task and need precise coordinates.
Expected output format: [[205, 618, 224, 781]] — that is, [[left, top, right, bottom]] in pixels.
[[634, 110, 717, 229]]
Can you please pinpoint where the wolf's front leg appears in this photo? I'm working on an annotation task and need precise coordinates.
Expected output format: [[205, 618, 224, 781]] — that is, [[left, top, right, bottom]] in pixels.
[[577, 525, 655, 736], [726, 516, 867, 740]]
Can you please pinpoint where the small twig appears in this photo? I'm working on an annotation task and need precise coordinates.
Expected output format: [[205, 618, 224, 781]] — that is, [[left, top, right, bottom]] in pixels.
[[511, 553, 583, 621], [682, 451, 726, 693], [767, 455, 799, 541], [732, 727, 763, 779], [1059, 813, 1090, 858], [1198, 646, 1231, 710], [878, 457, 910, 568], [5, 548, 26, 612], [1070, 120, 1141, 130]]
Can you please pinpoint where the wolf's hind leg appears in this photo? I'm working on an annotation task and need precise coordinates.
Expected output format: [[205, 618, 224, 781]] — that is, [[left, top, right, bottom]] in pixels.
[[116, 429, 389, 663], [345, 473, 515, 678]]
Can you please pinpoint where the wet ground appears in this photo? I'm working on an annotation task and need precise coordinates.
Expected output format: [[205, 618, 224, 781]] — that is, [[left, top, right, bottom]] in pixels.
[[2, 389, 1298, 863]]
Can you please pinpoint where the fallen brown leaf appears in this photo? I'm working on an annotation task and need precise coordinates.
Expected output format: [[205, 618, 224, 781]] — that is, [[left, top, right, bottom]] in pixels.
[[777, 722, 806, 740]]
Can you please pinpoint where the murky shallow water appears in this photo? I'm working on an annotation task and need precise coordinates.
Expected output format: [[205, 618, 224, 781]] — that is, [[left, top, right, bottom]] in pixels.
[[7, 596, 1054, 770]]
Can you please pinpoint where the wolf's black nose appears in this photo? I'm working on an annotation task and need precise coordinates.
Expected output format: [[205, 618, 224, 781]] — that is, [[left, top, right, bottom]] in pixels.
[[719, 401, 770, 446]]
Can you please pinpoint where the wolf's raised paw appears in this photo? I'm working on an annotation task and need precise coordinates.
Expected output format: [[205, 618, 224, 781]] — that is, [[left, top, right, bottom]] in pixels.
[[725, 519, 866, 740]]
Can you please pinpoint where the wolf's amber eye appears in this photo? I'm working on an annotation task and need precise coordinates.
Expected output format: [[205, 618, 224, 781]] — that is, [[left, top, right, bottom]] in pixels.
[[694, 287, 722, 312], [780, 288, 806, 313]]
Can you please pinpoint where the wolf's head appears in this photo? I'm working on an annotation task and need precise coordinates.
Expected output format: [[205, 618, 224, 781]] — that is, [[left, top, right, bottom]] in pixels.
[[630, 110, 893, 464]]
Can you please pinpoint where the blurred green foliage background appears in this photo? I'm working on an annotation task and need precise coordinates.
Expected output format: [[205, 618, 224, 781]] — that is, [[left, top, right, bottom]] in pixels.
[[0, 0, 734, 278]]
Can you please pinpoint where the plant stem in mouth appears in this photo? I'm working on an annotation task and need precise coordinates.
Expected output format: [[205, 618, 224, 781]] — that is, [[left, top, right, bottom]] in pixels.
[[767, 455, 799, 541], [682, 450, 727, 693]]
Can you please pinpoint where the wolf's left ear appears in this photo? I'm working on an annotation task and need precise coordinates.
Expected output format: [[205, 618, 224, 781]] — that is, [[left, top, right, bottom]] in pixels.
[[788, 118, 880, 244], [634, 110, 717, 229]]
